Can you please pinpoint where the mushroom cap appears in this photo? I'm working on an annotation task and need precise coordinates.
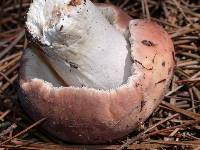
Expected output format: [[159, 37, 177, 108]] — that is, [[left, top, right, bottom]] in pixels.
[[19, 4, 175, 144]]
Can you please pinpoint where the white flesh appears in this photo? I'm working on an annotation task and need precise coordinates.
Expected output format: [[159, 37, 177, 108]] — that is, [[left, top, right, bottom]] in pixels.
[[26, 0, 131, 90]]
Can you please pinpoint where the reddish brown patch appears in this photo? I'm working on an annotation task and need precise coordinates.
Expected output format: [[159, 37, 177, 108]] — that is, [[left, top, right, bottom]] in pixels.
[[69, 0, 82, 6]]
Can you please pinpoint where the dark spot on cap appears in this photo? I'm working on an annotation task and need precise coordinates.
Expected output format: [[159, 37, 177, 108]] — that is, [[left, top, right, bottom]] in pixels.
[[69, 61, 78, 69], [140, 100, 146, 112], [134, 59, 153, 70], [130, 57, 134, 63], [162, 61, 165, 67], [59, 25, 63, 31], [141, 40, 156, 47], [135, 83, 139, 87], [172, 51, 176, 64], [152, 53, 157, 63], [155, 79, 166, 86]]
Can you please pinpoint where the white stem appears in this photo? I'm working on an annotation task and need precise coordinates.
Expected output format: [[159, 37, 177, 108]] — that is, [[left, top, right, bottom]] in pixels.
[[26, 0, 131, 90]]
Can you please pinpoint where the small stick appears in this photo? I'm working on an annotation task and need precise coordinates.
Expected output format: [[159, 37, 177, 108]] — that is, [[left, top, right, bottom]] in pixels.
[[177, 60, 199, 67], [174, 40, 191, 45], [189, 88, 196, 113], [170, 24, 200, 38], [0, 124, 17, 138], [0, 110, 11, 121], [152, 18, 179, 28], [0, 63, 20, 81], [0, 55, 21, 72], [141, 0, 146, 18], [177, 45, 199, 51], [161, 101, 200, 120], [179, 52, 200, 60], [119, 114, 178, 149], [0, 51, 22, 64], [0, 74, 18, 93], [0, 30, 24, 59], [0, 118, 46, 145], [172, 0, 192, 24], [144, 0, 151, 20]]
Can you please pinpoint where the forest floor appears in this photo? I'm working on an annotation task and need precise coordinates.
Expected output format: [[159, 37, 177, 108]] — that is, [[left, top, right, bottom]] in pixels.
[[0, 0, 200, 149]]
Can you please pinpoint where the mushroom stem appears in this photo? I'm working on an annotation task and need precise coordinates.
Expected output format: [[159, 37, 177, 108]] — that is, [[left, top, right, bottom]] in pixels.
[[26, 0, 131, 90]]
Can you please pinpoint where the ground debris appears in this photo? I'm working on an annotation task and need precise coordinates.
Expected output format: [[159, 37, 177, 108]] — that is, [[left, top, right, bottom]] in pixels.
[[0, 0, 200, 149]]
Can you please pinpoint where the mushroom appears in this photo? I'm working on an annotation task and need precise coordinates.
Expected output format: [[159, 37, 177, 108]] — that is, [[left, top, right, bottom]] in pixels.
[[19, 0, 175, 144]]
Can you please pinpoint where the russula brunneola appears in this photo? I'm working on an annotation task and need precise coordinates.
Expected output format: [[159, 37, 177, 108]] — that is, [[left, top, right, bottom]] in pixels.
[[19, 0, 175, 144]]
